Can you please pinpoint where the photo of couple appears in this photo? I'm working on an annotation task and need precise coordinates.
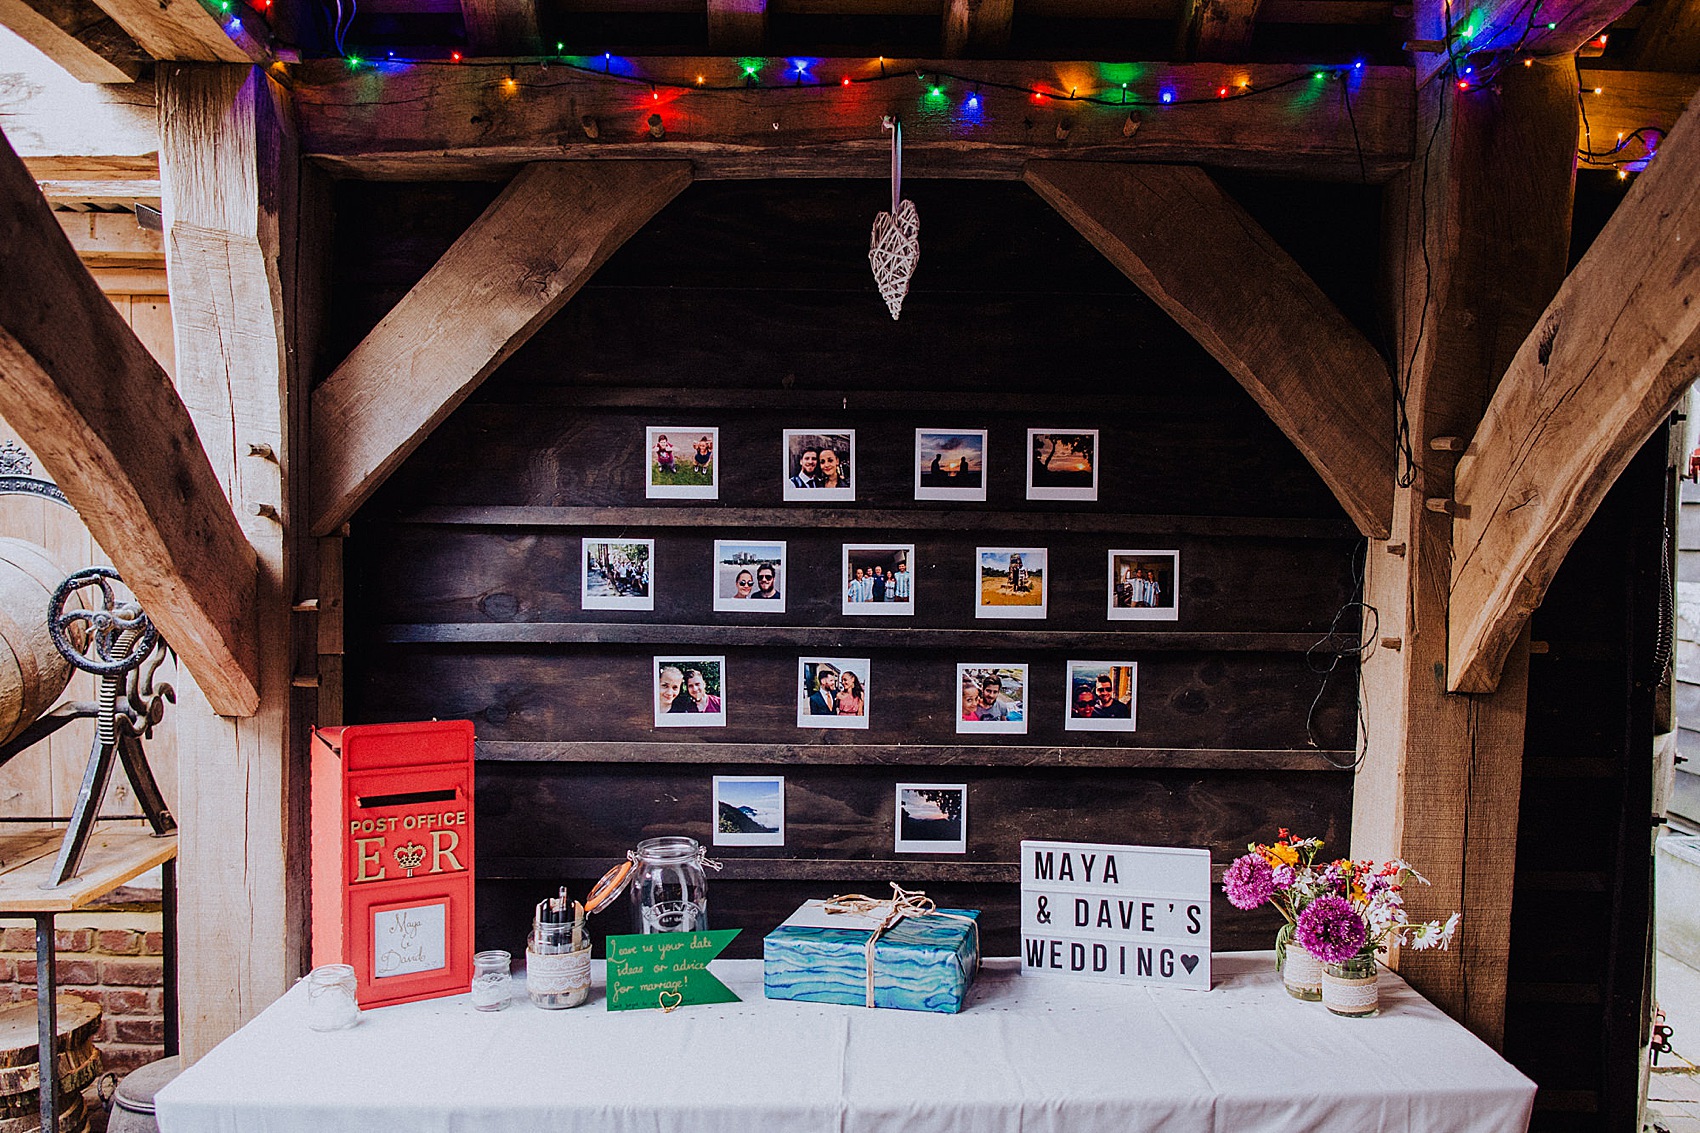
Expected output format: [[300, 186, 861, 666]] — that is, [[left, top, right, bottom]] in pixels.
[[797, 658, 870, 730], [1065, 661, 1139, 733], [783, 430, 855, 502], [914, 429, 987, 502], [653, 656, 727, 728], [957, 664, 1028, 735], [713, 540, 785, 612], [1108, 550, 1179, 621]]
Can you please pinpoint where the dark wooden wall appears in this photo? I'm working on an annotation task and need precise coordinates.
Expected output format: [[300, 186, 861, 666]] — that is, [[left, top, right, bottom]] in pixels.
[[331, 178, 1373, 959]]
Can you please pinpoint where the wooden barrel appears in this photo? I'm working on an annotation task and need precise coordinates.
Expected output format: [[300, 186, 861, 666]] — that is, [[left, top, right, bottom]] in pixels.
[[0, 538, 72, 749], [0, 995, 102, 1131]]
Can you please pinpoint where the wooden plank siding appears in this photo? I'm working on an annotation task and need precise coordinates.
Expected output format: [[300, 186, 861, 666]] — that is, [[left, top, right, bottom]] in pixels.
[[330, 178, 1374, 960]]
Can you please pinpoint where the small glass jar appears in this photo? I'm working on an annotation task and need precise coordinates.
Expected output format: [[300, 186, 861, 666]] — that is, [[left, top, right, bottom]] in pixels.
[[305, 964, 361, 1031], [471, 950, 513, 1011], [1281, 942, 1325, 1001], [630, 836, 710, 934], [1322, 953, 1380, 1017]]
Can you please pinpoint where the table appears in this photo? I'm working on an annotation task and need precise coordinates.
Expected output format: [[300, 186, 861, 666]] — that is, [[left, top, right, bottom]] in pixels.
[[158, 953, 1535, 1133], [0, 827, 178, 1133]]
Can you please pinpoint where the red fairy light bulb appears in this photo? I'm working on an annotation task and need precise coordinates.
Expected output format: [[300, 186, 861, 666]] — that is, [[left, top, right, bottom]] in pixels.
[[451, 50, 462, 61], [842, 76, 851, 85]]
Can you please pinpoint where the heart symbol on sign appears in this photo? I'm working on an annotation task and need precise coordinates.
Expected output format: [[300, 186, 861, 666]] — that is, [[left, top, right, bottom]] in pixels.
[[869, 199, 920, 321], [659, 991, 683, 1013], [1180, 955, 1200, 974]]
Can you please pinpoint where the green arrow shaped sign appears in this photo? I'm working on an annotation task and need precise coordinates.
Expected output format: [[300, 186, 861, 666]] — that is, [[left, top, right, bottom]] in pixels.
[[605, 929, 742, 1011]]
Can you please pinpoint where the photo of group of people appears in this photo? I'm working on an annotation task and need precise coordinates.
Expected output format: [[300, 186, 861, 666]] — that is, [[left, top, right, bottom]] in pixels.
[[582, 539, 655, 611], [710, 778, 967, 854], [644, 426, 1104, 503], [797, 657, 870, 729], [842, 544, 915, 616], [652, 657, 1140, 735]]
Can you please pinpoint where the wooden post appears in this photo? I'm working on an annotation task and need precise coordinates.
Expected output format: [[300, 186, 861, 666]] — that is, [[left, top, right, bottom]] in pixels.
[[157, 62, 307, 1059], [1354, 59, 1577, 1048]]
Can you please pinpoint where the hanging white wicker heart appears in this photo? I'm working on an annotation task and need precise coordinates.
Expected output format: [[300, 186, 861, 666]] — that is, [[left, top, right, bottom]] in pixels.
[[869, 198, 920, 321]]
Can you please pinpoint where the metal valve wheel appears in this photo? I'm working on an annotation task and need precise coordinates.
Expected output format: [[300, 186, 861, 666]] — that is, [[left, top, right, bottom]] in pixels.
[[47, 567, 158, 678]]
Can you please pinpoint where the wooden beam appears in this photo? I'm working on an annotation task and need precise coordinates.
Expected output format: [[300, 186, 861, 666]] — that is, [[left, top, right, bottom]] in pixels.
[[55, 211, 164, 265], [0, 0, 144, 82], [158, 61, 306, 1058], [1024, 160, 1395, 538], [1578, 69, 1698, 168], [941, 0, 1012, 57], [459, 0, 540, 55], [85, 0, 271, 62], [1449, 82, 1700, 695], [1354, 59, 1578, 1048], [1626, 0, 1700, 70], [310, 160, 692, 536], [0, 126, 260, 719], [1175, 0, 1263, 61], [0, 33, 156, 170], [707, 0, 765, 52], [1413, 0, 1638, 85], [292, 58, 1416, 184]]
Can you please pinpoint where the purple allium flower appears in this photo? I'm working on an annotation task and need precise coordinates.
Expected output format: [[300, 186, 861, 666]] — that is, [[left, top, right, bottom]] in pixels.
[[1271, 864, 1296, 890], [1222, 853, 1275, 910], [1294, 895, 1368, 964]]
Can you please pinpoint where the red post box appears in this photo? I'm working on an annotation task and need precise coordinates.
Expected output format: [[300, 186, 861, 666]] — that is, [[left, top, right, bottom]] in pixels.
[[311, 720, 476, 1008]]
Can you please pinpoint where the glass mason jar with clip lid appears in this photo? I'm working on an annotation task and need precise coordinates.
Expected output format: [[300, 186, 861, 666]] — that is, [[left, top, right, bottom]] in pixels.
[[588, 837, 720, 934]]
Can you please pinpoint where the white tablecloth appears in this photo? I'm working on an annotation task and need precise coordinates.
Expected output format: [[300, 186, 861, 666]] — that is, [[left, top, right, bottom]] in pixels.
[[157, 953, 1534, 1133]]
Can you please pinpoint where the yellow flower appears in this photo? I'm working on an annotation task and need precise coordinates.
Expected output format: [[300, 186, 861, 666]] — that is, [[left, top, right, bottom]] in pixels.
[[1262, 842, 1300, 867]]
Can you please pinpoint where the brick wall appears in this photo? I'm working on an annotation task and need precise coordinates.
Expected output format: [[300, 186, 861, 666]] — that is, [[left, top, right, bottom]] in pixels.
[[0, 909, 166, 1078]]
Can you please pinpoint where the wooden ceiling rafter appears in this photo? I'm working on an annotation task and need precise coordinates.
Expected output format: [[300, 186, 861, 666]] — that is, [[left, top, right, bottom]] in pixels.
[[0, 125, 261, 717], [310, 160, 693, 536], [1447, 82, 1700, 694], [1024, 160, 1395, 539], [1410, 0, 1640, 86], [1625, 0, 1700, 70], [1175, 0, 1264, 61], [0, 0, 145, 81], [290, 57, 1415, 183], [81, 0, 273, 62]]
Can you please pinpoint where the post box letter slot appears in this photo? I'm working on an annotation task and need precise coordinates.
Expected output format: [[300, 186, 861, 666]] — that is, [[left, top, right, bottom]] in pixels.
[[357, 788, 459, 809]]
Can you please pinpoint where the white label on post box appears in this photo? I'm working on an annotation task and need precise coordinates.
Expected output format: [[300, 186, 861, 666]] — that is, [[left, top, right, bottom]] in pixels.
[[1020, 840, 1211, 991], [373, 902, 447, 978]]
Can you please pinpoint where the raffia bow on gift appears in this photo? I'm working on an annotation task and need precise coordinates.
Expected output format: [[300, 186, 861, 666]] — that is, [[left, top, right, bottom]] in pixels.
[[822, 883, 980, 1007]]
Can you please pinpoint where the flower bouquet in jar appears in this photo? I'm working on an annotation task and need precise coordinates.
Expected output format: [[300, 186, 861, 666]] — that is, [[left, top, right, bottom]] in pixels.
[[1221, 829, 1330, 994], [1293, 858, 1459, 1016]]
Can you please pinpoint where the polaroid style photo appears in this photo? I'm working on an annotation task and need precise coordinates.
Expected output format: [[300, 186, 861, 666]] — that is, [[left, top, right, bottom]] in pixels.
[[647, 427, 719, 499], [843, 544, 916, 616], [782, 430, 855, 502], [975, 547, 1047, 620], [582, 538, 655, 612], [914, 429, 988, 502], [796, 657, 871, 730], [1065, 660, 1139, 733], [956, 664, 1029, 735], [1026, 429, 1099, 501], [895, 784, 968, 854], [653, 656, 726, 728], [714, 540, 786, 612], [713, 776, 785, 847], [1108, 549, 1180, 622]]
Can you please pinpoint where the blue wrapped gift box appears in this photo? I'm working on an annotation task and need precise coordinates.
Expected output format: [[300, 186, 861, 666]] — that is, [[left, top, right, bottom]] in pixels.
[[763, 900, 981, 1014]]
